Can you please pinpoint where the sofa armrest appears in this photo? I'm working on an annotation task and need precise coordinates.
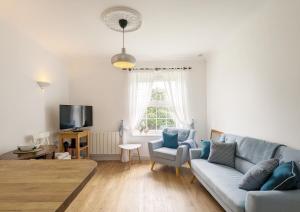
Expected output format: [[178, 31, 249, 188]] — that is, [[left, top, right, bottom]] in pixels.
[[189, 148, 202, 160], [148, 139, 163, 155], [246, 190, 300, 212], [176, 145, 189, 166]]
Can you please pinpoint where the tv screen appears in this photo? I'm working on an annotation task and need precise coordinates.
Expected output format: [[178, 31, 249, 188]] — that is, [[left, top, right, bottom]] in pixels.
[[59, 105, 93, 130]]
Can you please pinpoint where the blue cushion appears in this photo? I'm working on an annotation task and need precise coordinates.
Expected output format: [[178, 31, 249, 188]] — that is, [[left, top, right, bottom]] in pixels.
[[200, 140, 211, 159], [162, 132, 178, 149], [261, 161, 299, 191]]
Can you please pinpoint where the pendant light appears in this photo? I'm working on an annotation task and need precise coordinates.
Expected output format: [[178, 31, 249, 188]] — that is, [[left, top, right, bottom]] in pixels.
[[111, 19, 136, 69]]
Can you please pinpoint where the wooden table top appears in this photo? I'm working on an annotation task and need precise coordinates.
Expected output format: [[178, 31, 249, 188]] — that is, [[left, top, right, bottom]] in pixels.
[[0, 160, 97, 212], [0, 145, 57, 160]]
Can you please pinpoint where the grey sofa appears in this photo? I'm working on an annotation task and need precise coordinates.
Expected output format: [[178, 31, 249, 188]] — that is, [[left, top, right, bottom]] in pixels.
[[190, 133, 300, 212], [148, 128, 195, 176]]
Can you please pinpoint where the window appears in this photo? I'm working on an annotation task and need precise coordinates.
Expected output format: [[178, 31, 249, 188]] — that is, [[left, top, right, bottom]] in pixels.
[[137, 82, 176, 135], [129, 71, 191, 136]]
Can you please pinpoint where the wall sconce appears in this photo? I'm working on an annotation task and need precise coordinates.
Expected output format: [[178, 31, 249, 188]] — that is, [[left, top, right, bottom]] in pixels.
[[37, 81, 51, 90]]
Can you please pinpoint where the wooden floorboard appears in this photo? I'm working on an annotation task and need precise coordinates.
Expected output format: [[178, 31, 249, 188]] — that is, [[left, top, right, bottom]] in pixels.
[[66, 161, 224, 212]]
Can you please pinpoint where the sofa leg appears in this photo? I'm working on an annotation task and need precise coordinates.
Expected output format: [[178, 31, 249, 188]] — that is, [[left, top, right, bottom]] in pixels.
[[176, 167, 180, 176], [190, 175, 196, 184], [150, 161, 155, 171]]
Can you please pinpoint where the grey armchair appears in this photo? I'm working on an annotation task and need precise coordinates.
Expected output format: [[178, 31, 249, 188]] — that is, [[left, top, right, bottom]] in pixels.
[[148, 128, 196, 176]]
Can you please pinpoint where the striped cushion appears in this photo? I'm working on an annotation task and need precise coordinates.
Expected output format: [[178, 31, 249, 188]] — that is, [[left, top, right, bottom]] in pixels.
[[208, 141, 236, 168]]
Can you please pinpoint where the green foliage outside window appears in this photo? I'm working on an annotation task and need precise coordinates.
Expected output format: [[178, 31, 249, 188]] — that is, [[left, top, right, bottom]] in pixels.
[[138, 88, 176, 134]]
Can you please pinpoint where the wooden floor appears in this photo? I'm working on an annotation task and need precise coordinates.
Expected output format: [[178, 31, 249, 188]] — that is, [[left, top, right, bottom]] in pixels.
[[66, 161, 224, 212]]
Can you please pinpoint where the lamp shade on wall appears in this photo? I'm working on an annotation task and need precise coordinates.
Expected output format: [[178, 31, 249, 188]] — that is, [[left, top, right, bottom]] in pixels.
[[37, 81, 50, 90]]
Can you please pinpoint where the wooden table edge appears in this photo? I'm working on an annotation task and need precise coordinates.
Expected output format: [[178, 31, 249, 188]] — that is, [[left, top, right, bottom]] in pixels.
[[56, 161, 97, 212]]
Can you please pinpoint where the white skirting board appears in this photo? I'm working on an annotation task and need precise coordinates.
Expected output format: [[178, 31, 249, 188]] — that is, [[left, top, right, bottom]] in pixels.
[[89, 130, 150, 161], [90, 154, 149, 161]]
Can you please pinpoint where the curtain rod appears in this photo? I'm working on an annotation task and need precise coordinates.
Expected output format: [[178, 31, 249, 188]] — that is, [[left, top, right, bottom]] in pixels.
[[122, 66, 192, 71]]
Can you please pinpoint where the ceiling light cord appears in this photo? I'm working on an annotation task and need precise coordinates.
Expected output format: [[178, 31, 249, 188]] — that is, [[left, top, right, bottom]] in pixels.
[[122, 27, 125, 49], [111, 18, 135, 69], [119, 19, 127, 49]]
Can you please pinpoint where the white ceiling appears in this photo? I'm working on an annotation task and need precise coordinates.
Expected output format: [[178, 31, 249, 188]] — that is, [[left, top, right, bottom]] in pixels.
[[0, 0, 266, 60]]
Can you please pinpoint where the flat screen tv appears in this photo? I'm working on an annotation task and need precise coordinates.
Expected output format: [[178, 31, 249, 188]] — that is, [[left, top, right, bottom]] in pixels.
[[59, 105, 93, 130]]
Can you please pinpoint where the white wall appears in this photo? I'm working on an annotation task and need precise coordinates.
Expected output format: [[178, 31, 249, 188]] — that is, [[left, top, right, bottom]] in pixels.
[[0, 21, 69, 154], [206, 0, 300, 148], [66, 56, 129, 131], [67, 58, 206, 157]]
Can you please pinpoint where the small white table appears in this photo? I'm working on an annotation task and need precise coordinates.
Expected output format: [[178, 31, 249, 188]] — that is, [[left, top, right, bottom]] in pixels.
[[119, 144, 141, 167]]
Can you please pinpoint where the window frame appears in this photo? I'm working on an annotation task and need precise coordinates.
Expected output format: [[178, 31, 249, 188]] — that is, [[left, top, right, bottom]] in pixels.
[[134, 84, 176, 136]]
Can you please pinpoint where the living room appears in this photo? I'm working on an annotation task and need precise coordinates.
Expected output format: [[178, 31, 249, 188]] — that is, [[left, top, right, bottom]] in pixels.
[[0, 0, 299, 212]]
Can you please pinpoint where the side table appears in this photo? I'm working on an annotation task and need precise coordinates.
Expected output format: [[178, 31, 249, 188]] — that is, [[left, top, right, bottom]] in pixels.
[[119, 144, 141, 167]]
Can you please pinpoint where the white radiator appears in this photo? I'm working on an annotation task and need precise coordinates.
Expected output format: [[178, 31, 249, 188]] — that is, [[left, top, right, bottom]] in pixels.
[[90, 131, 121, 155]]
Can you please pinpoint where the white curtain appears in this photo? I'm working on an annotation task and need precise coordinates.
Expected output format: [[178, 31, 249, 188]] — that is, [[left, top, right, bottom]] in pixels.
[[128, 71, 154, 131], [162, 71, 192, 128], [128, 70, 191, 132]]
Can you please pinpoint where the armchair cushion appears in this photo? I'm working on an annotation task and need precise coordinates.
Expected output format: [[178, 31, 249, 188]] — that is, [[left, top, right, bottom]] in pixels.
[[162, 132, 178, 149], [153, 147, 177, 161]]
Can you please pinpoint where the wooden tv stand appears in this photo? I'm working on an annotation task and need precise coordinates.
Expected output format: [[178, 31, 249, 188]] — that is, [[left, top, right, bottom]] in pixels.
[[59, 130, 90, 159]]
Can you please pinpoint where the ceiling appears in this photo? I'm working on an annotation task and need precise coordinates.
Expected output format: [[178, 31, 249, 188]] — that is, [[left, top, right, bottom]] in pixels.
[[0, 0, 266, 60]]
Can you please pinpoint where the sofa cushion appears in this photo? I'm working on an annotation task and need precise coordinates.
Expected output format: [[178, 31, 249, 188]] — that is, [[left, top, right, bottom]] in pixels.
[[153, 147, 177, 161], [217, 134, 225, 142], [223, 134, 282, 165], [235, 157, 255, 174], [208, 141, 236, 168], [279, 147, 300, 169], [275, 147, 300, 163], [276, 146, 300, 188], [223, 134, 244, 144], [261, 161, 299, 191], [236, 137, 282, 164], [192, 159, 246, 212], [199, 140, 211, 159], [239, 159, 279, 191]]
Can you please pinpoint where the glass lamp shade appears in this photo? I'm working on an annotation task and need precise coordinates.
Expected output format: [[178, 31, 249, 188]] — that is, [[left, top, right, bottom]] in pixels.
[[111, 48, 136, 69]]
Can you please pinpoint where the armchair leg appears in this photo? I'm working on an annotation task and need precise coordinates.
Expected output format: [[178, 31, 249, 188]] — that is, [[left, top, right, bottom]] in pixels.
[[150, 161, 155, 171], [190, 175, 196, 184], [176, 167, 180, 176], [187, 161, 191, 168]]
